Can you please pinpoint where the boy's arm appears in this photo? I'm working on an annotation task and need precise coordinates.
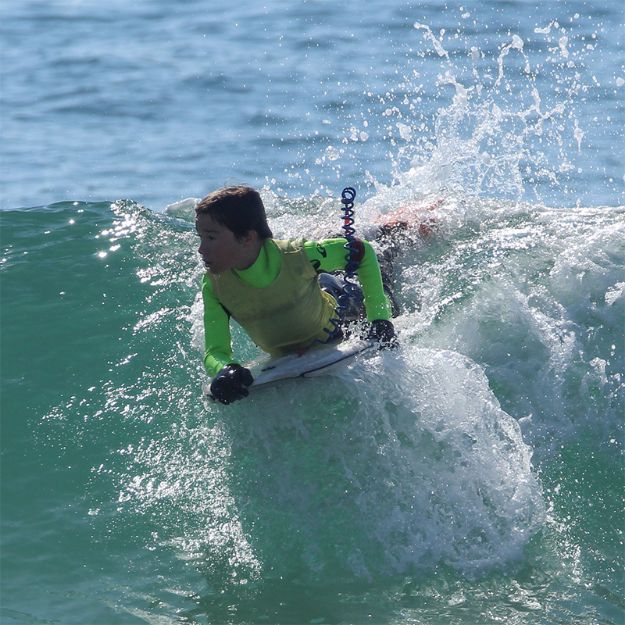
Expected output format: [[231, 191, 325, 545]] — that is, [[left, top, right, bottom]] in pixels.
[[201, 274, 235, 377], [303, 238, 392, 321]]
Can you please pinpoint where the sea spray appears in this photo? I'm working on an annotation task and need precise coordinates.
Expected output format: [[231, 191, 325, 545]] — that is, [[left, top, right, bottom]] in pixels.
[[113, 345, 544, 585], [396, 200, 625, 454], [312, 23, 601, 207]]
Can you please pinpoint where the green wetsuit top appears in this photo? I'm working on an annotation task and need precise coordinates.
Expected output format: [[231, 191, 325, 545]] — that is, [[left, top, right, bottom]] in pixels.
[[201, 237, 391, 377]]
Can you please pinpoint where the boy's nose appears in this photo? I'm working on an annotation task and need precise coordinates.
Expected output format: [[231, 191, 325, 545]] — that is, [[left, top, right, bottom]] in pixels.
[[198, 241, 211, 259]]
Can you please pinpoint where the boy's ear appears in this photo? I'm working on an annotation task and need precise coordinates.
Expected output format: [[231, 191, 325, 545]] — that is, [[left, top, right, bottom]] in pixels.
[[241, 229, 259, 245]]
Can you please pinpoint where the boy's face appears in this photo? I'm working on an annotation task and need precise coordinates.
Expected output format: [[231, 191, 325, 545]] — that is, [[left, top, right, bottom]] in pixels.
[[195, 213, 258, 274]]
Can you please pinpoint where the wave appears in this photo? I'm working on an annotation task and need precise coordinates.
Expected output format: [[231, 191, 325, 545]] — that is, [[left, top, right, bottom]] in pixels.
[[3, 194, 622, 590]]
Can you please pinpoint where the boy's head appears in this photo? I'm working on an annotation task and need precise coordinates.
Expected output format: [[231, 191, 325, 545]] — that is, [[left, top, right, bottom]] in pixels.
[[195, 186, 273, 240]]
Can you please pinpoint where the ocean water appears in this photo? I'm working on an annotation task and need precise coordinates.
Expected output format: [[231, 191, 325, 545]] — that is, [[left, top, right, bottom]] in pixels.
[[1, 1, 624, 624]]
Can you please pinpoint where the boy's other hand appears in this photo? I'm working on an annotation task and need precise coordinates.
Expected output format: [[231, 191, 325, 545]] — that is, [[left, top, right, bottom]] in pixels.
[[367, 319, 398, 349], [210, 364, 254, 404]]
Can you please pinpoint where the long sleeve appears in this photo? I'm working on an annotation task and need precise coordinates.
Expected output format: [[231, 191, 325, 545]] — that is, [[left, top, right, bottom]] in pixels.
[[200, 237, 391, 376], [303, 238, 392, 321], [201, 273, 234, 377]]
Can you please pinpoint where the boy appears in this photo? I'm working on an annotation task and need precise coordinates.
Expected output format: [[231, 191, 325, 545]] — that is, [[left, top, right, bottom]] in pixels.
[[196, 185, 397, 404]]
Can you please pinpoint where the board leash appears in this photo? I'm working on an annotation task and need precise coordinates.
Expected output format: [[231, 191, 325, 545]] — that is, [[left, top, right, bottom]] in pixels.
[[337, 186, 360, 315], [315, 186, 362, 344]]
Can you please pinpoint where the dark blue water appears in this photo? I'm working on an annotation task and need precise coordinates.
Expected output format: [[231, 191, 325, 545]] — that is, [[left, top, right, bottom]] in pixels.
[[1, 1, 624, 624]]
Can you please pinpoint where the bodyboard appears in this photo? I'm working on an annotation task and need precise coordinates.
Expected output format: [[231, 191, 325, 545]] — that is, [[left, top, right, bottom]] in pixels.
[[251, 339, 374, 388], [203, 339, 374, 397]]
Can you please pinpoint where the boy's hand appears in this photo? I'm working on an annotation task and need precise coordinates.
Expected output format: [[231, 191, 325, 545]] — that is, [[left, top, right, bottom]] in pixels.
[[210, 364, 254, 404], [367, 319, 398, 349]]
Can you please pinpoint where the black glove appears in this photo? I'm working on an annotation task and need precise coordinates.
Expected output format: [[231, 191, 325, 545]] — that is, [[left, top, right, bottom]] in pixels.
[[210, 364, 254, 404], [367, 319, 398, 349]]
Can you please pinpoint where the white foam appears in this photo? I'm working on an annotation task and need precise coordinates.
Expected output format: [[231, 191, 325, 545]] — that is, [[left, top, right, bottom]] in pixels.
[[202, 346, 545, 578]]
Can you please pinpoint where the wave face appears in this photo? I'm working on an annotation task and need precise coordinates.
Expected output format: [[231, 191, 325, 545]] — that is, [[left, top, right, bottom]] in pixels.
[[2, 197, 623, 623]]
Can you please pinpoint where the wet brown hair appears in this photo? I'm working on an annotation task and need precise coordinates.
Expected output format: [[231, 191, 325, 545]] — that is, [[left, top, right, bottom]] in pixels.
[[195, 186, 273, 240]]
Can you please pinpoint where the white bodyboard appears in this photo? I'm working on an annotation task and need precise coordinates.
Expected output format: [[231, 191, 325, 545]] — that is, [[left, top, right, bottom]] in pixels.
[[251, 339, 374, 388], [203, 339, 374, 396]]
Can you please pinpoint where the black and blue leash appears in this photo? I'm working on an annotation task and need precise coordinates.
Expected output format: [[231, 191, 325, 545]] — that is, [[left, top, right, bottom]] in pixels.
[[336, 186, 361, 318], [317, 186, 363, 344]]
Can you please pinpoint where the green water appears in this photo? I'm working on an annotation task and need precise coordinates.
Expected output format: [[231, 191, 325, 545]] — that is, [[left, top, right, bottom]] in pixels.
[[1, 199, 624, 624]]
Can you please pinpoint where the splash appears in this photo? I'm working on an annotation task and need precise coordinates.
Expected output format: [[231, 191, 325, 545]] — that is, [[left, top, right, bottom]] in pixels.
[[113, 344, 544, 583], [305, 20, 600, 208]]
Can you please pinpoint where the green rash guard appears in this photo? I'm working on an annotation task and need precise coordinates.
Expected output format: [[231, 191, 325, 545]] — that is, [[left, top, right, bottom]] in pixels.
[[201, 237, 391, 377]]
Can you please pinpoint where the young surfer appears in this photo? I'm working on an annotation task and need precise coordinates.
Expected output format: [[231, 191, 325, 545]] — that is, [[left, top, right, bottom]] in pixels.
[[196, 185, 397, 404]]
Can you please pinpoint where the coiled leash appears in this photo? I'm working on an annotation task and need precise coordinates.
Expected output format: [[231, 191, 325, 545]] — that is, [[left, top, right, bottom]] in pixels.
[[317, 186, 364, 343], [337, 186, 401, 352], [337, 186, 361, 317]]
